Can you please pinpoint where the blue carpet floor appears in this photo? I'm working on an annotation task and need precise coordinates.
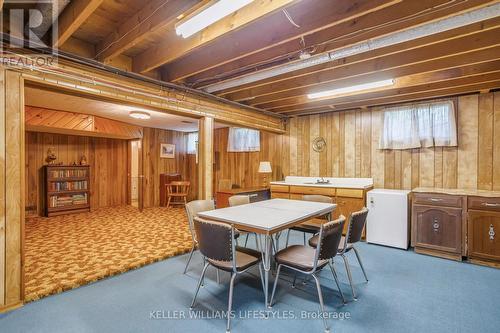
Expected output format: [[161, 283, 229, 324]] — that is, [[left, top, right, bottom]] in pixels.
[[1, 234, 499, 333]]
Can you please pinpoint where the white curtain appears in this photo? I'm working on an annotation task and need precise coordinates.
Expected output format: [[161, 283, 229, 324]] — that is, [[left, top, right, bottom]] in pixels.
[[227, 127, 260, 152], [379, 100, 457, 150], [186, 132, 198, 154]]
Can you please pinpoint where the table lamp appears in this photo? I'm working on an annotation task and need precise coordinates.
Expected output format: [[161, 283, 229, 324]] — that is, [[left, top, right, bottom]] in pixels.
[[258, 161, 272, 188]]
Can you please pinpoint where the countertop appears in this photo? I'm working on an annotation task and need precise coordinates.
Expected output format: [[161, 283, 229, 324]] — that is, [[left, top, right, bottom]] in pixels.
[[412, 187, 500, 197], [270, 176, 373, 189]]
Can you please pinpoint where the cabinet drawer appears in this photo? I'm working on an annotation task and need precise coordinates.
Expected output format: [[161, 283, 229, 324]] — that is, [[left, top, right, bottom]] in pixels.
[[289, 186, 336, 196], [468, 210, 500, 261], [413, 205, 462, 254], [413, 193, 462, 208], [336, 188, 363, 198], [468, 196, 500, 212], [270, 185, 289, 193], [271, 192, 289, 199]]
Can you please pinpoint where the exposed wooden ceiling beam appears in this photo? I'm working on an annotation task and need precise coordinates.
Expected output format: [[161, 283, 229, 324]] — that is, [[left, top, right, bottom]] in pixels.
[[247, 30, 500, 106], [133, 0, 298, 73], [285, 80, 500, 116], [222, 17, 500, 100], [178, 0, 482, 85], [251, 47, 500, 107], [263, 61, 500, 110], [95, 0, 200, 62], [54, 0, 104, 47], [150, 0, 400, 76], [275, 72, 500, 114]]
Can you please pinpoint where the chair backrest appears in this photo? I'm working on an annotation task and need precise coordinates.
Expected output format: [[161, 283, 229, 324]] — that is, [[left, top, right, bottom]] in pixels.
[[193, 217, 234, 262], [316, 216, 346, 261], [346, 207, 369, 245], [228, 195, 250, 207], [185, 200, 215, 241], [302, 194, 333, 204], [168, 181, 190, 195]]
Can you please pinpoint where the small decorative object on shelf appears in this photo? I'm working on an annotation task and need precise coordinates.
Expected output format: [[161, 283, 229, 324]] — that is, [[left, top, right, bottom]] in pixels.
[[43, 165, 91, 217], [46, 147, 57, 164], [80, 155, 88, 165]]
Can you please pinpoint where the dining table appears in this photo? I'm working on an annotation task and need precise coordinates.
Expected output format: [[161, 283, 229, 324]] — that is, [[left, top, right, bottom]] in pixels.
[[198, 198, 336, 307]]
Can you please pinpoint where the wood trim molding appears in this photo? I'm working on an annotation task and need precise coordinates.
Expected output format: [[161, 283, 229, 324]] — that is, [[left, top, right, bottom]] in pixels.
[[13, 60, 284, 133]]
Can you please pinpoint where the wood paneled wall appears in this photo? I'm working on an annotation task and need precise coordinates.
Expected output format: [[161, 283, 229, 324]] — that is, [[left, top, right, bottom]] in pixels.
[[282, 92, 500, 191], [142, 127, 196, 206], [214, 92, 500, 193], [25, 132, 129, 215], [214, 127, 286, 189]]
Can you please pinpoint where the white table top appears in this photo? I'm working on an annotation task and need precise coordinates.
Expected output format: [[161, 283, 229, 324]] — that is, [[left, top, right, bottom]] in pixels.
[[198, 198, 336, 234]]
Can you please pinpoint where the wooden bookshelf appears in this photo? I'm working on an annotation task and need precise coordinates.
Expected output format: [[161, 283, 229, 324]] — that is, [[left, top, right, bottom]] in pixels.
[[44, 165, 91, 217]]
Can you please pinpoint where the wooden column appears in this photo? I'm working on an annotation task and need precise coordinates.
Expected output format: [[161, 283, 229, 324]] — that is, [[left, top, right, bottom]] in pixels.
[[0, 67, 24, 312], [198, 117, 214, 200]]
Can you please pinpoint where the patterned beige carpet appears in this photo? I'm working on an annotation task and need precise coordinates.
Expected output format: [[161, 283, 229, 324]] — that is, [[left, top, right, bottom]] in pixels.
[[25, 206, 192, 302]]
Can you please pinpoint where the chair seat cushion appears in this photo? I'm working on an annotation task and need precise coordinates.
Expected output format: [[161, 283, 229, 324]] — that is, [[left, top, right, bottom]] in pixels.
[[308, 235, 352, 252], [208, 246, 260, 272], [275, 245, 328, 271]]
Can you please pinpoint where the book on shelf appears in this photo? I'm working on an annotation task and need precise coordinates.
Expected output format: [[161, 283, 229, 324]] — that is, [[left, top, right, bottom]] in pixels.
[[48, 169, 88, 179], [49, 180, 88, 191], [49, 193, 88, 208]]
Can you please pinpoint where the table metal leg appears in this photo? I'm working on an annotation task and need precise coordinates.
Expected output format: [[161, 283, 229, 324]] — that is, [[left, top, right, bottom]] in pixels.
[[258, 234, 272, 308]]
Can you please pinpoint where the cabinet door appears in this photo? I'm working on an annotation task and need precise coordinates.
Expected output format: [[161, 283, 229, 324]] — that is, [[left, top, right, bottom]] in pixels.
[[468, 210, 500, 261], [413, 205, 462, 254], [335, 197, 365, 234]]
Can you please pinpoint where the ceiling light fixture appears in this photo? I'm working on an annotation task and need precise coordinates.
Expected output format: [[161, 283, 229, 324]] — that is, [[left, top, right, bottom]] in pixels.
[[176, 0, 254, 38], [307, 79, 395, 99], [129, 111, 151, 119]]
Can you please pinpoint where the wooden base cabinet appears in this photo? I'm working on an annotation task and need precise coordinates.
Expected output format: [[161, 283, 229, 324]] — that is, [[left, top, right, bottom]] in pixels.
[[413, 205, 462, 257], [412, 189, 500, 267], [468, 210, 500, 263]]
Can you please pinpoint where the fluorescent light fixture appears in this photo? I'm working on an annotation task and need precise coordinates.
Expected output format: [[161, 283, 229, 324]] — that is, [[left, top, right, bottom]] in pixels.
[[129, 111, 151, 120], [307, 79, 395, 99], [176, 0, 254, 38]]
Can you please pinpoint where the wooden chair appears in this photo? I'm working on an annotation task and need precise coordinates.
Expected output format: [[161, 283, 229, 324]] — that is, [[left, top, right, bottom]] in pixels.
[[166, 181, 190, 208]]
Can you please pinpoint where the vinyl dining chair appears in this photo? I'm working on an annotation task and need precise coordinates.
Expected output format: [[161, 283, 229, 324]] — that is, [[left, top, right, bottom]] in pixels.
[[228, 195, 253, 247], [285, 194, 333, 247], [184, 200, 216, 275], [270, 216, 346, 333], [309, 207, 369, 301], [190, 217, 265, 333]]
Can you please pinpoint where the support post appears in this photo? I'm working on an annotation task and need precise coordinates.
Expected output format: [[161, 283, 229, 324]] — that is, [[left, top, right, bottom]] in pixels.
[[0, 67, 25, 312], [197, 117, 214, 200]]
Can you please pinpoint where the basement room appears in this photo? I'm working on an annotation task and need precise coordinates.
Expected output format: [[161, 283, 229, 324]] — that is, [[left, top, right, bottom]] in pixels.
[[0, 1, 499, 333]]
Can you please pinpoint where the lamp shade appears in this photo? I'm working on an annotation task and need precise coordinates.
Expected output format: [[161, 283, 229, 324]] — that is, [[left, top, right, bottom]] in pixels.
[[258, 161, 272, 173]]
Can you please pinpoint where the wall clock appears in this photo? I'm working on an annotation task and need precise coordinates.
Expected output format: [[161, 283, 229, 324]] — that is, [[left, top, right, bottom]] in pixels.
[[312, 137, 327, 152]]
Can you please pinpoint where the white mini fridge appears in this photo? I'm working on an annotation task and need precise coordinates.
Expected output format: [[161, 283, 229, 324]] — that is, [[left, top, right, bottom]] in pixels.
[[366, 189, 410, 249]]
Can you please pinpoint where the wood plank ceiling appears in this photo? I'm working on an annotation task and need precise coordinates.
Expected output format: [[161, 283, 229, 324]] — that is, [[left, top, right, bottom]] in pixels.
[[25, 0, 500, 116]]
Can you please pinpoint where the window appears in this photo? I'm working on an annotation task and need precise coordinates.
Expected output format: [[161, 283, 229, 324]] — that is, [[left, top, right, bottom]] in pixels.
[[227, 127, 260, 152], [186, 132, 198, 154], [379, 100, 457, 150]]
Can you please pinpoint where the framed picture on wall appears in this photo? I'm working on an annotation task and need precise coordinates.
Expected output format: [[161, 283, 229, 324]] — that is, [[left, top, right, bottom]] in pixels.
[[160, 143, 175, 158]]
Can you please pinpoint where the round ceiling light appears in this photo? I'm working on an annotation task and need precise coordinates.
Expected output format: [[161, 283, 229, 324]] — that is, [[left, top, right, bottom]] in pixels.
[[129, 111, 151, 119]]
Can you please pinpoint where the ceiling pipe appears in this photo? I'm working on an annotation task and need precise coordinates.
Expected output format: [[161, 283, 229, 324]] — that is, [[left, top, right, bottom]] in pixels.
[[202, 2, 500, 93]]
